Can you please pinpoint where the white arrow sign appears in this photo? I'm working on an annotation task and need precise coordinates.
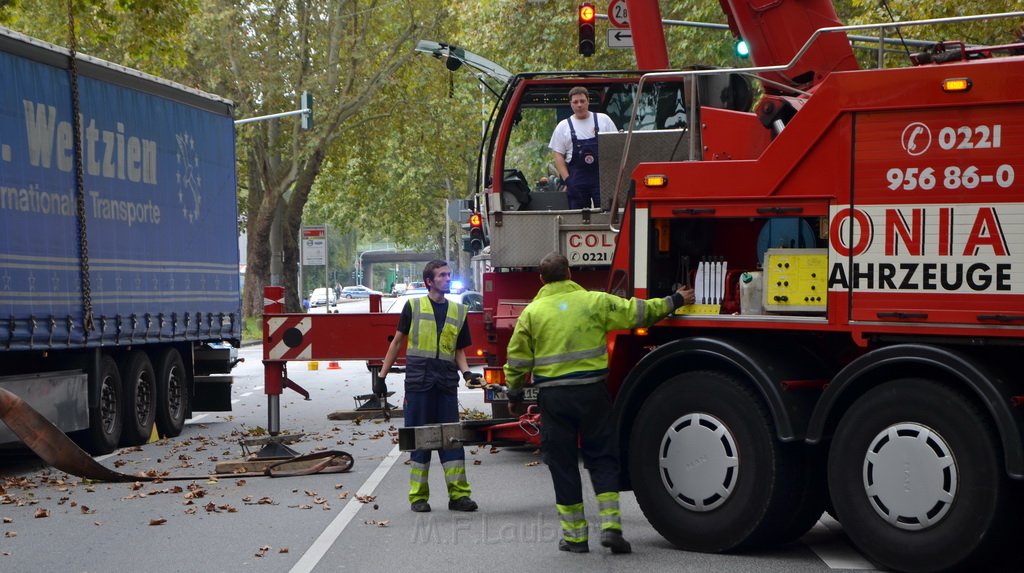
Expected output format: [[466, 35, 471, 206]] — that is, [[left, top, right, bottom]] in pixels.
[[607, 28, 633, 49]]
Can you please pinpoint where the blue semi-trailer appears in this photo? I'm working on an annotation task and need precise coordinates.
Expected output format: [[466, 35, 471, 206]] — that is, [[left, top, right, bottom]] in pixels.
[[0, 27, 240, 453]]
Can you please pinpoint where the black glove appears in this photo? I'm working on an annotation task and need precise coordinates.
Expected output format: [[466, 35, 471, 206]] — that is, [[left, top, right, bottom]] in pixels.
[[506, 388, 526, 416], [373, 375, 388, 396], [463, 370, 484, 388]]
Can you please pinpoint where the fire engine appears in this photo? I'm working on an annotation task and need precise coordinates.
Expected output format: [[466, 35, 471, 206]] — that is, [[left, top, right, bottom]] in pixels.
[[262, 1, 1024, 571]]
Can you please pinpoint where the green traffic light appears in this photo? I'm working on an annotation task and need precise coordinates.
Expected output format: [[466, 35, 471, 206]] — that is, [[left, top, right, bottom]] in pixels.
[[735, 39, 750, 59]]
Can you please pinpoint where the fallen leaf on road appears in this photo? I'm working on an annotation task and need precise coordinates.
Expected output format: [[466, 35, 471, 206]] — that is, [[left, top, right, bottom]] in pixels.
[[526, 461, 540, 467], [473, 460, 482, 465], [235, 480, 247, 487], [184, 508, 197, 515], [363, 519, 390, 527], [2, 517, 11, 523], [33, 509, 49, 518], [80, 505, 95, 515], [356, 495, 376, 504], [255, 546, 270, 558], [131, 482, 144, 491], [4, 531, 15, 538], [279, 548, 289, 554], [338, 491, 349, 500], [489, 447, 500, 454], [149, 518, 167, 526]]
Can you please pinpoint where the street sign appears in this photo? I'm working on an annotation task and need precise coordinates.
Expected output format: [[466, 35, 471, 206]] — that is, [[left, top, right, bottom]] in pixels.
[[447, 198, 472, 223], [607, 28, 633, 49], [608, 0, 629, 28], [301, 226, 327, 266]]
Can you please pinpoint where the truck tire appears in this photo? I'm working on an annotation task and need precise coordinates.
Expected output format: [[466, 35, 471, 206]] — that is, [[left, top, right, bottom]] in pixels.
[[119, 351, 157, 446], [83, 355, 124, 454], [828, 378, 1013, 572], [154, 348, 188, 438], [629, 370, 811, 552]]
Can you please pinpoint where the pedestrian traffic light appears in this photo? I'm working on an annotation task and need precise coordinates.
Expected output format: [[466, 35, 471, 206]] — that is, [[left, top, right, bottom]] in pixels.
[[467, 212, 485, 255], [578, 2, 596, 57]]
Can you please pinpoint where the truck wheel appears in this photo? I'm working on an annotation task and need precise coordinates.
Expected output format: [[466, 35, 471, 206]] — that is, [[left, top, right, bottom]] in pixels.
[[154, 348, 188, 438], [629, 370, 809, 552], [828, 378, 1013, 572], [119, 351, 156, 446], [83, 356, 123, 454]]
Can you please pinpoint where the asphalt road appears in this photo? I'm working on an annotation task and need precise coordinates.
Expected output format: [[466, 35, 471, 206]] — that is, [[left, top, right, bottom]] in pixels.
[[0, 322, 887, 573]]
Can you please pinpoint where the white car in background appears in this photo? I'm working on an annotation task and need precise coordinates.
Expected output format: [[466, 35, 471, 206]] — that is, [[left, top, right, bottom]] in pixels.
[[308, 287, 337, 307]]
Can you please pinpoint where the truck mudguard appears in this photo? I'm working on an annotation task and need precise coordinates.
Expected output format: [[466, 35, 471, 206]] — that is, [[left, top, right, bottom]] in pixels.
[[613, 335, 831, 444], [806, 343, 1024, 479]]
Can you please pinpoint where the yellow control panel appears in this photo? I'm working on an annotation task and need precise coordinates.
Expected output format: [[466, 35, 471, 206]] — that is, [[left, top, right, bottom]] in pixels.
[[763, 249, 828, 313]]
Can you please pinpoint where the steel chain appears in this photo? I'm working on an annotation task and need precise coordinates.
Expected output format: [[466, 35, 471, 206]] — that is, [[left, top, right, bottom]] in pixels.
[[67, 0, 93, 332]]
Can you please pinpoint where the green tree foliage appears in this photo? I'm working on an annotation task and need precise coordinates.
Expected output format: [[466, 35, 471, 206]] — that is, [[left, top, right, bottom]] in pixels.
[[180, 0, 446, 316], [0, 0, 197, 72]]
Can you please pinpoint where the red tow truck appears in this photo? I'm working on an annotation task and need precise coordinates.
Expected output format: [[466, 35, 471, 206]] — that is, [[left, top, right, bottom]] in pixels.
[[263, 2, 1024, 571]]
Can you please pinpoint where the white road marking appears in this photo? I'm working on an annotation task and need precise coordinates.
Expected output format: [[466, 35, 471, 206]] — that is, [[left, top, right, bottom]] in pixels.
[[806, 517, 876, 570], [240, 392, 253, 397], [289, 445, 402, 573], [185, 413, 209, 425], [231, 399, 241, 404]]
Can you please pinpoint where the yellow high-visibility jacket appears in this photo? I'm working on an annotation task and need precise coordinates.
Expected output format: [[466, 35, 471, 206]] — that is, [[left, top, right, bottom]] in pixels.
[[503, 280, 677, 391]]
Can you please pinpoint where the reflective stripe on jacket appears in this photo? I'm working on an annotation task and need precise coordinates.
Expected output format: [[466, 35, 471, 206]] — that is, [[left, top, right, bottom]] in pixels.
[[503, 280, 676, 391]]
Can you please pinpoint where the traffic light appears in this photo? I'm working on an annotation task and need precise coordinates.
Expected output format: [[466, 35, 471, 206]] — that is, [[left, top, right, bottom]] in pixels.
[[466, 212, 486, 255], [300, 91, 313, 130], [734, 39, 750, 59], [578, 2, 596, 57]]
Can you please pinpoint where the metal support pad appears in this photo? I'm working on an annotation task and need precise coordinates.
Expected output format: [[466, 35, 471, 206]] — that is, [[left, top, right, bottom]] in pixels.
[[398, 423, 479, 451]]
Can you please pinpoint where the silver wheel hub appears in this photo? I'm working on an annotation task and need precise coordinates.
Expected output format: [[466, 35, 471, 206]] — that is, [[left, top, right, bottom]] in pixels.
[[862, 423, 958, 531], [658, 413, 739, 512]]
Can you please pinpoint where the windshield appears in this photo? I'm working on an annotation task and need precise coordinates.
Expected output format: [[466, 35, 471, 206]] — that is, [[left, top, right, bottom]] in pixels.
[[487, 77, 691, 198]]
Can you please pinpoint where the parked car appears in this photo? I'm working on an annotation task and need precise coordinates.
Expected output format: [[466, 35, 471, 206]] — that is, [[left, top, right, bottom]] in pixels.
[[341, 285, 383, 299], [309, 287, 337, 307], [385, 290, 483, 313]]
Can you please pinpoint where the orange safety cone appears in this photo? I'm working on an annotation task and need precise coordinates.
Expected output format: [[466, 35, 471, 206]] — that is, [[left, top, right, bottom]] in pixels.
[[327, 361, 341, 370]]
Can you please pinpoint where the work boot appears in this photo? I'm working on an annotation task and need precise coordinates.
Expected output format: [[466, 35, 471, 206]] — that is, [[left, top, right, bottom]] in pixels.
[[410, 500, 431, 513], [558, 539, 590, 553], [447, 496, 478, 512], [600, 529, 632, 554]]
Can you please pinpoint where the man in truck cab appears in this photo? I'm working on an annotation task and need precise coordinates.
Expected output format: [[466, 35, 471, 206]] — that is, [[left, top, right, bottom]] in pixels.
[[549, 86, 618, 209], [503, 252, 695, 554]]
